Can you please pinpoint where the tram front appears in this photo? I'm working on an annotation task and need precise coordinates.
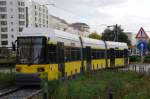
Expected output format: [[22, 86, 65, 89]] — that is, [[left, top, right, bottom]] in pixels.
[[16, 36, 47, 85]]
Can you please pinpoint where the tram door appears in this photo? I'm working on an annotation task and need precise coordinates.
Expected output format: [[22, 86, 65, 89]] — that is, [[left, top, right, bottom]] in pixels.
[[124, 49, 128, 67], [57, 42, 65, 79], [110, 48, 115, 68], [86, 46, 92, 72]]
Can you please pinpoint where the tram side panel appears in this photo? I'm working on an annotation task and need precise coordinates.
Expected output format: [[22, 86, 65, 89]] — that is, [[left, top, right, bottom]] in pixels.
[[115, 50, 125, 68], [91, 49, 106, 70], [64, 47, 82, 77]]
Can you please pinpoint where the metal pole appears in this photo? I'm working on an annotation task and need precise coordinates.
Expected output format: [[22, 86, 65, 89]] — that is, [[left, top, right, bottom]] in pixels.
[[115, 24, 118, 42]]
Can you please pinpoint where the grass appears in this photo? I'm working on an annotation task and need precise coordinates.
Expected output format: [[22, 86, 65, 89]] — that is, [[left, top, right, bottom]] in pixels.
[[0, 73, 15, 85], [48, 71, 150, 99]]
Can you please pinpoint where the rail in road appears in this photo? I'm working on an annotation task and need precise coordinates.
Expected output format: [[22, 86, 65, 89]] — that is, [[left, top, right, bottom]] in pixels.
[[0, 86, 42, 99]]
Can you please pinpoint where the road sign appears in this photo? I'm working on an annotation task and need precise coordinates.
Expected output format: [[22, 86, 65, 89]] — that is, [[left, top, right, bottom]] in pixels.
[[136, 27, 148, 38], [137, 41, 148, 54]]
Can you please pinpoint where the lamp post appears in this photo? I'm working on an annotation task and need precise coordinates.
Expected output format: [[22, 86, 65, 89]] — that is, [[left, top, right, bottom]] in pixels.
[[107, 24, 118, 42]]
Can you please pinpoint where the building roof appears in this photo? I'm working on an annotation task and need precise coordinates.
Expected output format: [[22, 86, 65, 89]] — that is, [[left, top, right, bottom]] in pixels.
[[69, 22, 90, 28], [50, 15, 68, 25], [69, 22, 90, 32]]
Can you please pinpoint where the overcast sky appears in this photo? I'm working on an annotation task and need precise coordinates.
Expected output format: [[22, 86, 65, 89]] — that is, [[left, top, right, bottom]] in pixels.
[[34, 0, 150, 34]]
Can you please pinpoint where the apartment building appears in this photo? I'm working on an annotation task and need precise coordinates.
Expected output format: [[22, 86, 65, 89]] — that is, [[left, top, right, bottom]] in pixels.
[[49, 15, 68, 31], [26, 1, 49, 28], [0, 0, 26, 47], [0, 0, 49, 47], [68, 23, 90, 37]]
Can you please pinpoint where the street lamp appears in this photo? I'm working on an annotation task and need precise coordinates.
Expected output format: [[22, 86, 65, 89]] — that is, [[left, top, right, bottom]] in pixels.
[[107, 24, 118, 42]]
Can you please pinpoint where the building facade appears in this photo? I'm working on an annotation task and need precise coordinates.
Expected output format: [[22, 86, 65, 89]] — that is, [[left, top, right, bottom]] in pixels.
[[68, 23, 90, 37], [0, 0, 49, 47], [49, 15, 68, 31], [26, 1, 48, 28], [0, 0, 26, 47]]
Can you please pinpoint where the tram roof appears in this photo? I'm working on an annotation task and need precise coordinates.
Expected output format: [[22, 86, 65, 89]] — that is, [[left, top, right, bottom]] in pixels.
[[19, 28, 128, 49], [18, 27, 54, 37]]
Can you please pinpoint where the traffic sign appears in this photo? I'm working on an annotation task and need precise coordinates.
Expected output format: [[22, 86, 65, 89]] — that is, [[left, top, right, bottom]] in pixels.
[[136, 27, 148, 38], [137, 41, 148, 54]]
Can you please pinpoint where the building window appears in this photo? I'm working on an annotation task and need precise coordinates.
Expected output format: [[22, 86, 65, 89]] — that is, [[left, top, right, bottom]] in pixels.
[[11, 35, 14, 38], [35, 11, 37, 15], [0, 7, 7, 12], [11, 15, 13, 18], [1, 34, 8, 39], [35, 23, 38, 27], [19, 14, 24, 19], [18, 2, 24, 6], [35, 17, 37, 21], [0, 21, 7, 25], [10, 1, 13, 5], [1, 27, 7, 32], [0, 1, 6, 5], [11, 22, 13, 25], [19, 21, 25, 25], [21, 2, 25, 6], [0, 14, 7, 19], [11, 28, 14, 32], [19, 28, 23, 32], [18, 8, 24, 12], [1, 41, 8, 45]]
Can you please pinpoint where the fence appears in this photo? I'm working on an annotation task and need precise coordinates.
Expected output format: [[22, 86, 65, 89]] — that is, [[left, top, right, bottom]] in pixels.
[[119, 64, 150, 76]]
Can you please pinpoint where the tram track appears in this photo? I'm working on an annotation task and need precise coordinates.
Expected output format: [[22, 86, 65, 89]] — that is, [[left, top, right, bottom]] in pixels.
[[0, 86, 42, 99]]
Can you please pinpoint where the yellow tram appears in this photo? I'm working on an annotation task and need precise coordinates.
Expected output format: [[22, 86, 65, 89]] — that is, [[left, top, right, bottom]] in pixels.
[[15, 28, 128, 85]]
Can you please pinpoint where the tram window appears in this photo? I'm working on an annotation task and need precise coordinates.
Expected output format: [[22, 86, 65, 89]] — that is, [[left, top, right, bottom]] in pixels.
[[91, 49, 105, 59], [97, 50, 101, 59], [65, 47, 71, 62], [47, 44, 56, 63], [120, 51, 124, 58], [65, 47, 81, 62], [77, 50, 81, 60], [92, 49, 96, 59], [71, 48, 75, 61], [115, 50, 119, 58], [83, 48, 86, 60], [107, 50, 110, 58]]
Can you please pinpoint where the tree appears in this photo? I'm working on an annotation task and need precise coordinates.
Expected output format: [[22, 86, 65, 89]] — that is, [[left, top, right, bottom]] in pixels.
[[101, 25, 131, 46], [88, 32, 101, 40]]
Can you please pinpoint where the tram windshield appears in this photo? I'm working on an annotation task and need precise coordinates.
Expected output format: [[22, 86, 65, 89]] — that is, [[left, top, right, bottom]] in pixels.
[[17, 37, 46, 64]]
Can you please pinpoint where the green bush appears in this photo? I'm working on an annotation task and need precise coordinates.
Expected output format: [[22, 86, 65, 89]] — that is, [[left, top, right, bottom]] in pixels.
[[144, 55, 150, 62], [129, 55, 140, 62], [0, 73, 15, 84]]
